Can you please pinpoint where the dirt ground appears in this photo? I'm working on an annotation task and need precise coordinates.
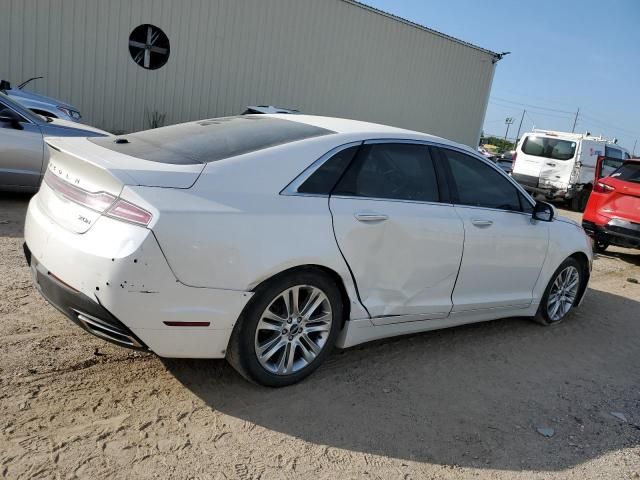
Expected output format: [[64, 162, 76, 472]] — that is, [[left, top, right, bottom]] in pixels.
[[1, 193, 639, 480]]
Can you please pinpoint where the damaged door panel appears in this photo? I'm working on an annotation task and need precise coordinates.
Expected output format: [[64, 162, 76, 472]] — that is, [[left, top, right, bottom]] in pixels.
[[328, 142, 464, 321]]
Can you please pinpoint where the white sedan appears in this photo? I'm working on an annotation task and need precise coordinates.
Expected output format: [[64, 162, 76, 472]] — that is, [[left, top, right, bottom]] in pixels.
[[24, 115, 592, 386]]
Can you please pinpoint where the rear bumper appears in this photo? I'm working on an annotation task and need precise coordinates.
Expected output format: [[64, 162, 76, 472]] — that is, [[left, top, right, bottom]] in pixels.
[[511, 172, 575, 199], [26, 245, 147, 350], [511, 172, 539, 189], [512, 173, 569, 199], [582, 219, 640, 249], [24, 193, 253, 358]]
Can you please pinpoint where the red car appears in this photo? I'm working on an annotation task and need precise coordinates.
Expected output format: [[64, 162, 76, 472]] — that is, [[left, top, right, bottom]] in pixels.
[[582, 158, 640, 252]]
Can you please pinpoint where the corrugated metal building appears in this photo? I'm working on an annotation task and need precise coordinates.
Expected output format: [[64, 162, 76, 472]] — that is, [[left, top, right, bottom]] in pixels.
[[1, 0, 500, 146]]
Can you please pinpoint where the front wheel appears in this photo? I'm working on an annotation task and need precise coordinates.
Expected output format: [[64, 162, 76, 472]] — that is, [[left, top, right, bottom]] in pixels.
[[534, 258, 583, 326], [226, 269, 343, 387]]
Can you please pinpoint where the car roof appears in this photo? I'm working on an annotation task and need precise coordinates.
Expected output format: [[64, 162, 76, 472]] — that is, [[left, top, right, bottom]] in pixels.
[[266, 113, 467, 150]]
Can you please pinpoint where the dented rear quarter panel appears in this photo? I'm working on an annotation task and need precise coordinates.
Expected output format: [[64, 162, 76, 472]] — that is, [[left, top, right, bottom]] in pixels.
[[141, 135, 374, 321]]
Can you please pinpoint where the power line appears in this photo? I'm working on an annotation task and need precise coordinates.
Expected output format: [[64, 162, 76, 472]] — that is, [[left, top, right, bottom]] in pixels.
[[488, 101, 574, 121], [490, 96, 575, 114], [578, 112, 639, 137], [489, 94, 638, 139], [494, 89, 581, 109]]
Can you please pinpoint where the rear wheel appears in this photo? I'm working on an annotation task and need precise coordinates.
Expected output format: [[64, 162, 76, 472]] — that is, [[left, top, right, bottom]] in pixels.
[[570, 188, 591, 212], [534, 258, 583, 326], [593, 239, 609, 253], [226, 269, 342, 387]]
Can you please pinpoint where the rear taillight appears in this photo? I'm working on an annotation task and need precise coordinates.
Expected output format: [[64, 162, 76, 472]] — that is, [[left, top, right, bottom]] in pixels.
[[44, 170, 116, 211], [593, 181, 615, 194], [44, 170, 153, 226], [106, 199, 153, 226], [511, 152, 517, 171]]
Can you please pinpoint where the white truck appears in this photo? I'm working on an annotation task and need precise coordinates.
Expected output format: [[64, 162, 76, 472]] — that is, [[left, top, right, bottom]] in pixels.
[[511, 129, 630, 211]]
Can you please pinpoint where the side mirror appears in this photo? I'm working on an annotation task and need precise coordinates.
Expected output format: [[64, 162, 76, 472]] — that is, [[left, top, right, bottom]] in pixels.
[[0, 108, 23, 129], [532, 201, 554, 222]]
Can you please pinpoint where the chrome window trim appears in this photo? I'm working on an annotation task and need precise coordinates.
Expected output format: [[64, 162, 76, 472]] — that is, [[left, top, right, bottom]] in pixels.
[[329, 194, 453, 208], [452, 204, 534, 218], [281, 137, 537, 214]]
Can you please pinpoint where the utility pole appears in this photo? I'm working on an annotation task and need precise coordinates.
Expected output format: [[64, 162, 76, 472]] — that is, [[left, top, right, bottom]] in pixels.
[[515, 109, 526, 147], [571, 107, 580, 133], [633, 139, 637, 157], [504, 117, 514, 141]]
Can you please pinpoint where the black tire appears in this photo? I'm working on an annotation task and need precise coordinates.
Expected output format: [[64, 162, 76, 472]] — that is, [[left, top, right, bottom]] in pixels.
[[570, 189, 591, 212], [534, 257, 584, 326], [569, 194, 581, 212], [593, 239, 609, 253], [226, 268, 343, 387]]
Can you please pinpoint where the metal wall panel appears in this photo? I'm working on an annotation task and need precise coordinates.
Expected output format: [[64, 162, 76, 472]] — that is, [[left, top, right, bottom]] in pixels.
[[1, 0, 496, 145]]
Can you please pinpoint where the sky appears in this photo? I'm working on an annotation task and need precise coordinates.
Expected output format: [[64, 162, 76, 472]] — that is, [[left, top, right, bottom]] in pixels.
[[365, 0, 640, 153]]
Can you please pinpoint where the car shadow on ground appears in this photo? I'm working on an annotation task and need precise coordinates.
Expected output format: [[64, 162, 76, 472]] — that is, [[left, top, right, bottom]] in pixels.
[[0, 193, 32, 239], [165, 288, 640, 472], [596, 248, 640, 267]]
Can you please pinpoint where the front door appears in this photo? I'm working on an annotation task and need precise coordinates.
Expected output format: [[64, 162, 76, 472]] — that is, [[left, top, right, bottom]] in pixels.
[[329, 142, 464, 321], [436, 147, 549, 312]]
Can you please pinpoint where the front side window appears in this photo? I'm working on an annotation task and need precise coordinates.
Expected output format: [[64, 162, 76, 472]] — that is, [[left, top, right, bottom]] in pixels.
[[521, 136, 576, 161], [0, 92, 40, 124], [605, 146, 623, 160], [440, 148, 525, 212], [333, 143, 439, 202]]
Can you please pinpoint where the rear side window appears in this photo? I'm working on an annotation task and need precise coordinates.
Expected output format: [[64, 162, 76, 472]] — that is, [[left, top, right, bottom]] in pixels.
[[439, 148, 524, 211], [297, 145, 359, 194], [611, 162, 640, 183], [605, 146, 624, 159], [89, 116, 334, 165], [521, 136, 576, 161], [333, 143, 440, 202]]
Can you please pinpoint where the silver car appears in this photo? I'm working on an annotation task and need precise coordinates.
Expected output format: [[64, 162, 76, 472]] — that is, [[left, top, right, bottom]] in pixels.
[[0, 92, 110, 192], [1, 78, 83, 123]]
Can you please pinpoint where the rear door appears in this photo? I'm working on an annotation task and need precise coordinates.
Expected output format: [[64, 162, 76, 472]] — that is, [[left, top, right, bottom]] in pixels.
[[329, 141, 464, 321], [534, 136, 578, 190], [436, 147, 549, 311], [0, 98, 44, 189], [513, 134, 547, 188]]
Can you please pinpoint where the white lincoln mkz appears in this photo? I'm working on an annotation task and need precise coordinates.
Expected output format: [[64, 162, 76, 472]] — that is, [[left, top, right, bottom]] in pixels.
[[24, 115, 593, 386]]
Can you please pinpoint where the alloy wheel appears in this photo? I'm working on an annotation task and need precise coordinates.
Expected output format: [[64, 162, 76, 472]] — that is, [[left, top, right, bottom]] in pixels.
[[254, 285, 333, 375], [546, 266, 580, 322]]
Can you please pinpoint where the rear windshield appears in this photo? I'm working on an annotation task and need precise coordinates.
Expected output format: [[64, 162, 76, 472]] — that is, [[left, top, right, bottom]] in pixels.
[[89, 116, 334, 165], [521, 136, 576, 161], [611, 162, 640, 183]]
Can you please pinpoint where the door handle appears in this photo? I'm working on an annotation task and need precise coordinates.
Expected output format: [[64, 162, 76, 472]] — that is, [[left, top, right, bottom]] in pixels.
[[354, 212, 388, 222], [471, 219, 493, 227], [546, 162, 556, 167]]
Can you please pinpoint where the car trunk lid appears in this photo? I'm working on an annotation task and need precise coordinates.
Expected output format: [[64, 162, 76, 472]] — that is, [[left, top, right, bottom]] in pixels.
[[39, 137, 204, 233]]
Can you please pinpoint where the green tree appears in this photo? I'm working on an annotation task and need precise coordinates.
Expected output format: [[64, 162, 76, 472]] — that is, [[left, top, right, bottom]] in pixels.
[[485, 136, 515, 152]]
